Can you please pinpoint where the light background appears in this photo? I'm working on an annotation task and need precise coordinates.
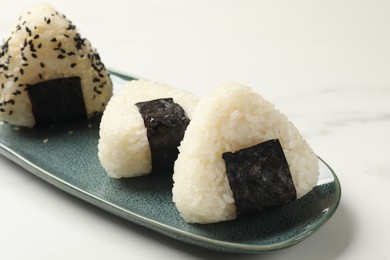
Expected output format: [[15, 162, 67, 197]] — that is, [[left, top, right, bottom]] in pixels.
[[1, 1, 389, 259]]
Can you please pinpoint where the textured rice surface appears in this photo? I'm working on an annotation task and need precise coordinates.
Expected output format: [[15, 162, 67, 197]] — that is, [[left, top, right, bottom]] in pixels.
[[0, 4, 112, 127], [98, 80, 199, 178], [172, 83, 319, 223]]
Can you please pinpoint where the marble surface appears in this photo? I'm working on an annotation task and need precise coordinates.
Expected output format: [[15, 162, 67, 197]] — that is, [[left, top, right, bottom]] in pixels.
[[0, 1, 389, 259]]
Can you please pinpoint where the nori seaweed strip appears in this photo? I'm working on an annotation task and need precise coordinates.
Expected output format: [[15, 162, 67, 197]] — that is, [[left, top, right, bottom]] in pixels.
[[27, 77, 87, 126], [136, 98, 190, 173], [223, 139, 296, 215]]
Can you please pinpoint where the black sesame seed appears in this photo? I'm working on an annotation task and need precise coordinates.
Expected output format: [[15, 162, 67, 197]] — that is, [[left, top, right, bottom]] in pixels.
[[22, 63, 29, 67], [92, 64, 102, 73], [21, 52, 28, 61], [14, 77, 18, 82], [25, 26, 31, 36], [51, 38, 57, 42], [64, 34, 69, 38], [57, 54, 65, 59], [70, 63, 77, 68], [34, 34, 40, 39], [0, 108, 5, 112], [74, 34, 85, 50], [29, 44, 36, 52], [9, 110, 13, 115], [19, 69, 24, 75], [67, 51, 75, 56], [93, 77, 100, 83], [40, 62, 45, 68], [39, 73, 43, 80], [37, 43, 42, 48], [93, 86, 102, 94], [67, 24, 76, 30], [31, 53, 37, 58], [46, 18, 51, 24]]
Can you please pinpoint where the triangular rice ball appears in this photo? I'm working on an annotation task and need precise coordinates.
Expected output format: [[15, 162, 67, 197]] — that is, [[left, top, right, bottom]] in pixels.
[[0, 4, 112, 127], [172, 83, 319, 223]]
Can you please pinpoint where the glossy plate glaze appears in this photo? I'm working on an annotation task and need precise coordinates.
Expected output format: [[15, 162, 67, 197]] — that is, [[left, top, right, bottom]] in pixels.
[[0, 71, 341, 253]]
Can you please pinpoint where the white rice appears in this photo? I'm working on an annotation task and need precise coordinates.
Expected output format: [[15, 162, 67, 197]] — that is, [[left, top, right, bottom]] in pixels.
[[98, 79, 199, 178], [0, 4, 112, 127], [172, 83, 319, 223]]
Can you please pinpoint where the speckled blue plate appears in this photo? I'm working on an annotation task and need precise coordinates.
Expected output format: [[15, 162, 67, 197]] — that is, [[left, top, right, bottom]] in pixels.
[[0, 70, 341, 253]]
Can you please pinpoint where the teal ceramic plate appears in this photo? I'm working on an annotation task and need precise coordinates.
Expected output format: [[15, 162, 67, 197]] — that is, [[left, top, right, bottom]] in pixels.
[[0, 71, 341, 253]]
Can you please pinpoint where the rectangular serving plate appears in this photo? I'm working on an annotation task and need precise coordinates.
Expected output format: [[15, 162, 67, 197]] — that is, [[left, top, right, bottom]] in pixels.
[[0, 71, 341, 253]]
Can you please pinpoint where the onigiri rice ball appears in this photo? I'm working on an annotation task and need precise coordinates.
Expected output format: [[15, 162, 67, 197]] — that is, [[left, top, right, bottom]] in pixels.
[[98, 79, 199, 178], [172, 83, 319, 223], [0, 4, 112, 127]]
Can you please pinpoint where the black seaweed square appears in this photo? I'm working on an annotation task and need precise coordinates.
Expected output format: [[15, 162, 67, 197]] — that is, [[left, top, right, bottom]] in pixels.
[[136, 98, 190, 172], [27, 77, 87, 126], [223, 139, 297, 215]]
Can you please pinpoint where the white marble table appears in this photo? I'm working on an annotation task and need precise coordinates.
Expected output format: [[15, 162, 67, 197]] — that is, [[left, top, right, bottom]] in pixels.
[[1, 1, 389, 259]]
